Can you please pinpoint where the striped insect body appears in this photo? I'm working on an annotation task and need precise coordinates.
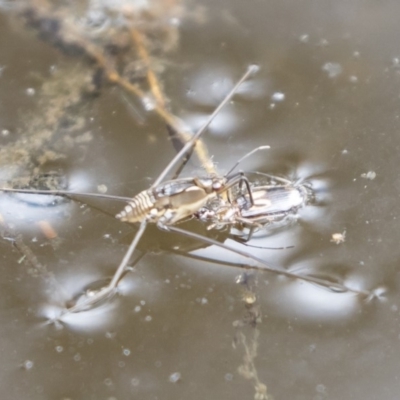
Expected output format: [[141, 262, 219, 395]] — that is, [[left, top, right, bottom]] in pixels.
[[115, 175, 228, 225]]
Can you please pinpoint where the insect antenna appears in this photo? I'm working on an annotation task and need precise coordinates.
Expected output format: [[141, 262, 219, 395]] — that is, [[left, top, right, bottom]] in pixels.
[[219, 146, 270, 206], [225, 145, 271, 177]]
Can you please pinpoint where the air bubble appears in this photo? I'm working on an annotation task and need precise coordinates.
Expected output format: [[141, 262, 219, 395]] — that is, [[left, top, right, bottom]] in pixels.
[[131, 378, 140, 386], [104, 378, 113, 386], [316, 384, 326, 394], [97, 184, 108, 193], [225, 373, 233, 381], [142, 96, 155, 111], [322, 62, 343, 78], [271, 92, 285, 102], [169, 372, 181, 383], [26, 88, 36, 96], [23, 360, 34, 370], [349, 75, 358, 83], [169, 17, 180, 26], [299, 34, 309, 43]]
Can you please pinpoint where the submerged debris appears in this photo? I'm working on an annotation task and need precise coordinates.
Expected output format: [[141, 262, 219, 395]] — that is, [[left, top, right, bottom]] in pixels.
[[361, 171, 376, 180], [1, 0, 214, 177], [322, 62, 343, 78], [37, 220, 58, 239], [331, 230, 346, 245]]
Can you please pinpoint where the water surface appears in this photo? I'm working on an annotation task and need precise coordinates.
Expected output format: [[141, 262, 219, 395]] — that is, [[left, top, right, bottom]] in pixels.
[[0, 1, 399, 399]]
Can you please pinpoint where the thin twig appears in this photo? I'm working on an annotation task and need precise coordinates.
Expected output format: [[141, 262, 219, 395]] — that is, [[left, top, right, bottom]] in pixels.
[[129, 26, 166, 108], [19, 0, 216, 175], [0, 212, 47, 277]]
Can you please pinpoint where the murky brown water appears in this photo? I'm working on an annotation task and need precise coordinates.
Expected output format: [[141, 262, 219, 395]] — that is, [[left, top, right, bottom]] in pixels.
[[1, 1, 400, 399]]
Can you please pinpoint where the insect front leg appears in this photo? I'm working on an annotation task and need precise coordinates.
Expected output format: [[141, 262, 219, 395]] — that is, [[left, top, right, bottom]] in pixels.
[[221, 172, 255, 207]]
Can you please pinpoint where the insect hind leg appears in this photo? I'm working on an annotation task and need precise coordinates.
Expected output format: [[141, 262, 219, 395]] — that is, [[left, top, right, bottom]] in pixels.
[[157, 222, 369, 296]]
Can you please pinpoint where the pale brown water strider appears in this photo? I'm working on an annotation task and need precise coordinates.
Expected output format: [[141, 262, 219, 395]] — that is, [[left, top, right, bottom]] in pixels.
[[0, 1, 399, 399]]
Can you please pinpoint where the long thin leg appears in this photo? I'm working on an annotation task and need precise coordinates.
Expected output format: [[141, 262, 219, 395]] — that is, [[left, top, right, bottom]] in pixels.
[[167, 125, 194, 181], [0, 187, 134, 202], [160, 223, 369, 296], [152, 65, 259, 187], [65, 219, 148, 314], [238, 175, 255, 205]]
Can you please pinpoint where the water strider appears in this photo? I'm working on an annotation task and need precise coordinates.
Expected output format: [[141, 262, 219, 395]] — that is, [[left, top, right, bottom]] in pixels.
[[0, 66, 373, 316], [197, 172, 313, 236]]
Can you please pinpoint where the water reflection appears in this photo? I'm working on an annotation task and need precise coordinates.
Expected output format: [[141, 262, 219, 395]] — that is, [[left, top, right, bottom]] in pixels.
[[184, 64, 268, 106], [47, 301, 120, 331], [2, 1, 400, 399], [262, 278, 362, 322], [182, 63, 268, 137], [0, 169, 111, 230], [40, 272, 130, 331]]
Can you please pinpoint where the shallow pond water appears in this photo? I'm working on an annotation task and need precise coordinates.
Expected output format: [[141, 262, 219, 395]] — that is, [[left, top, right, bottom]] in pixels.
[[1, 1, 400, 399]]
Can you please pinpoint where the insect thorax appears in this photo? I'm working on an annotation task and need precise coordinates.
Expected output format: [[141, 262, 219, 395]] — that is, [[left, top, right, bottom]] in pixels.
[[196, 181, 313, 231]]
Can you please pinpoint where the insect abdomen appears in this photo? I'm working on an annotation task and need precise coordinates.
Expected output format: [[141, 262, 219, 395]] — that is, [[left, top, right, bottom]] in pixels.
[[116, 190, 154, 223]]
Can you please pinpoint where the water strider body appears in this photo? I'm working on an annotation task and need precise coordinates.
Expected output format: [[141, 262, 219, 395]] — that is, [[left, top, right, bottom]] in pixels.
[[115, 174, 256, 225]]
